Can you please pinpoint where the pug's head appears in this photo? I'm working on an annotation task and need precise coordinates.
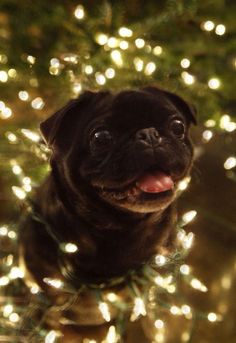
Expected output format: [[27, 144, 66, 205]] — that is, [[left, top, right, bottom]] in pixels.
[[40, 87, 196, 214]]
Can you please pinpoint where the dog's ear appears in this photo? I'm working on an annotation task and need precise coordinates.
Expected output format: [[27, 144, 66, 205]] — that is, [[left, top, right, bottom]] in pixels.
[[40, 91, 111, 148], [142, 86, 197, 125]]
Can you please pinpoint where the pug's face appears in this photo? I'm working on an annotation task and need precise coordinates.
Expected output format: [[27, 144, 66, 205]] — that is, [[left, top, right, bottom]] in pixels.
[[40, 87, 196, 214]]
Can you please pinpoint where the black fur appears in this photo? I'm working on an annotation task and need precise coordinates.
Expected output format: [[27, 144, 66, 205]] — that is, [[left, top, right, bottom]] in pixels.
[[20, 87, 195, 290]]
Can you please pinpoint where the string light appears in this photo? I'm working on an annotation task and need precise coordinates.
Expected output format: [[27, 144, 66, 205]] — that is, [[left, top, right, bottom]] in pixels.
[[154, 319, 164, 329], [45, 330, 60, 343], [135, 38, 145, 48], [107, 37, 119, 48], [0, 226, 8, 236], [153, 45, 163, 55], [27, 55, 36, 64], [208, 78, 221, 89], [155, 255, 167, 266], [202, 20, 215, 31], [177, 176, 191, 191], [18, 90, 29, 101], [182, 210, 197, 224], [0, 107, 12, 119], [224, 157, 236, 170], [84, 65, 93, 75], [3, 304, 13, 317], [60, 242, 78, 253], [106, 292, 118, 302], [207, 312, 217, 322], [31, 97, 45, 110], [202, 130, 213, 142], [21, 129, 41, 142], [180, 58, 190, 68], [0, 70, 8, 82], [215, 24, 226, 36], [98, 302, 111, 322], [9, 313, 20, 323], [9, 266, 24, 279], [119, 40, 129, 50], [105, 68, 115, 79], [12, 186, 26, 200], [105, 325, 119, 343], [95, 33, 109, 45], [133, 57, 144, 71], [118, 27, 133, 37], [144, 62, 156, 75], [131, 297, 147, 321], [8, 68, 17, 78], [43, 278, 64, 289], [205, 119, 216, 128], [74, 5, 85, 20], [0, 276, 9, 286], [181, 71, 195, 85], [190, 278, 208, 292], [180, 264, 190, 275], [95, 73, 106, 85], [110, 50, 123, 67]]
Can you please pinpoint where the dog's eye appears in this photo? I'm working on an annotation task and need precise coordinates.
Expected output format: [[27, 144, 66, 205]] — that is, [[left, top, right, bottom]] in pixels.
[[91, 130, 113, 148], [169, 119, 185, 138]]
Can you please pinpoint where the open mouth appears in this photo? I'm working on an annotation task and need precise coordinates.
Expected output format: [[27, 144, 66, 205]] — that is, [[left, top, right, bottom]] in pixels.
[[98, 168, 175, 202]]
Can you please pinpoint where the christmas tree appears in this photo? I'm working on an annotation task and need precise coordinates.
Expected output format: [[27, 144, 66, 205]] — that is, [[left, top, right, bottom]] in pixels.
[[0, 1, 236, 342]]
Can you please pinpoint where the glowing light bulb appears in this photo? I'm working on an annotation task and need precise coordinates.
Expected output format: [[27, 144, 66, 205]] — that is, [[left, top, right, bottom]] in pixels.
[[135, 38, 145, 48], [0, 70, 8, 82], [202, 20, 215, 31], [131, 297, 147, 321], [110, 50, 123, 67], [205, 119, 216, 127], [170, 306, 181, 315], [118, 27, 133, 37], [120, 40, 129, 50], [21, 129, 40, 142], [0, 107, 12, 119], [45, 330, 59, 343], [18, 91, 29, 101], [95, 73, 106, 85], [8, 68, 17, 78], [9, 313, 20, 323], [9, 267, 24, 279], [3, 304, 13, 317], [144, 62, 156, 75], [207, 312, 217, 322], [31, 97, 45, 110], [182, 210, 197, 224], [177, 176, 191, 191], [181, 304, 191, 315], [95, 33, 108, 45], [215, 24, 226, 36], [84, 65, 93, 75], [61, 242, 78, 253], [133, 57, 144, 71], [105, 68, 115, 79], [224, 157, 236, 170], [12, 165, 22, 175], [106, 325, 118, 343], [155, 255, 166, 266], [155, 319, 164, 329], [72, 83, 82, 95], [153, 46, 163, 55], [74, 5, 85, 20], [190, 278, 208, 292], [106, 292, 118, 302], [12, 186, 26, 200], [208, 78, 221, 89], [27, 55, 36, 64], [180, 264, 190, 275], [0, 226, 8, 236], [30, 285, 40, 294], [181, 71, 195, 85], [98, 302, 111, 322], [202, 130, 213, 142], [43, 278, 64, 289], [0, 276, 10, 286], [180, 58, 190, 68]]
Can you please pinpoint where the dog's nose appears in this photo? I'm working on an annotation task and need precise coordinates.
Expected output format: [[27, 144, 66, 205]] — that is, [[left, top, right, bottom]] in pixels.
[[135, 127, 161, 146]]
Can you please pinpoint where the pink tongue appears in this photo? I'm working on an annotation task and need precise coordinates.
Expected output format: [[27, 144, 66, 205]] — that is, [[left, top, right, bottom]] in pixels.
[[136, 171, 174, 193]]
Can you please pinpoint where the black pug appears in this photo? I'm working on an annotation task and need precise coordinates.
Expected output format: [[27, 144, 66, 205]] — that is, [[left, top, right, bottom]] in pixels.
[[20, 86, 196, 294]]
